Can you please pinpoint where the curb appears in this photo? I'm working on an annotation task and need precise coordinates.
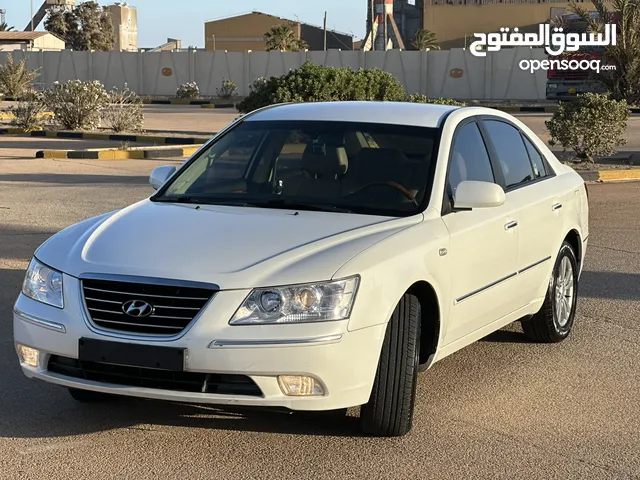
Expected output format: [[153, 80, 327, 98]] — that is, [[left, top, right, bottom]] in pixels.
[[35, 145, 200, 160], [200, 103, 236, 109], [578, 169, 640, 182], [0, 129, 209, 145], [143, 99, 237, 107], [0, 112, 54, 120]]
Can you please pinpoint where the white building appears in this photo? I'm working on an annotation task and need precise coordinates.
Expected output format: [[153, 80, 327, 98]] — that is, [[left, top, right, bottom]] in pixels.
[[0, 32, 66, 51], [106, 2, 139, 52]]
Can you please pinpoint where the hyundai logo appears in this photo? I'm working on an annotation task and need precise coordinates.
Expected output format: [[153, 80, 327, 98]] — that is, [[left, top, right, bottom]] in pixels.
[[121, 300, 154, 318]]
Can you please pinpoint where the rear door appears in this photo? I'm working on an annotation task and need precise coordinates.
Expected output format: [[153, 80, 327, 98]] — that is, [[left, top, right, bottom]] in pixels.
[[479, 118, 564, 306]]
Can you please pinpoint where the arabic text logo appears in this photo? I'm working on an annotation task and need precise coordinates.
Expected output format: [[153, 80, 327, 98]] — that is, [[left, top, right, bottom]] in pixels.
[[470, 23, 617, 57]]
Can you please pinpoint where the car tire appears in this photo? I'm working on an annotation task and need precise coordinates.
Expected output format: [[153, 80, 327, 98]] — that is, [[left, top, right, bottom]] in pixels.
[[522, 241, 579, 343], [360, 293, 421, 437], [68, 388, 114, 402]]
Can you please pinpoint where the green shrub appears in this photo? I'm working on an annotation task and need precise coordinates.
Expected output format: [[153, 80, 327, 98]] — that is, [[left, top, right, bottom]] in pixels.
[[42, 80, 108, 130], [237, 61, 407, 114], [0, 54, 39, 99], [236, 77, 281, 114], [216, 79, 238, 100], [102, 84, 144, 132], [8, 92, 48, 131], [546, 92, 629, 162], [407, 94, 466, 106], [176, 82, 199, 99]]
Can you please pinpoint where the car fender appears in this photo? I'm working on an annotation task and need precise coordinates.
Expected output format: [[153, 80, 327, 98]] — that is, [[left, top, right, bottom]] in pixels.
[[332, 217, 451, 343]]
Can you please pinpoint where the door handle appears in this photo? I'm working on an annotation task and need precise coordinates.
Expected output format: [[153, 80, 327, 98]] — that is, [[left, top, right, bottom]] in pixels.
[[504, 221, 518, 230], [552, 203, 563, 211]]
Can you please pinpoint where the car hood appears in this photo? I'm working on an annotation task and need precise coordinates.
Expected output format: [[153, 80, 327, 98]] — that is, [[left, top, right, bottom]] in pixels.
[[35, 200, 422, 289]]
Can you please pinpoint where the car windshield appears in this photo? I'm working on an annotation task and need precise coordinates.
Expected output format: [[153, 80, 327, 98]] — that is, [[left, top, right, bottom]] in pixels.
[[152, 120, 441, 216]]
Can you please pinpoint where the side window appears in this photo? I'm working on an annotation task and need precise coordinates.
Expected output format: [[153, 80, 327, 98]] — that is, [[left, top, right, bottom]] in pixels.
[[522, 135, 548, 178], [483, 120, 535, 189], [447, 122, 495, 196]]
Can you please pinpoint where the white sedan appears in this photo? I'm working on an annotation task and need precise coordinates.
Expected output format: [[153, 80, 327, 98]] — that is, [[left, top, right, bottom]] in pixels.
[[14, 101, 589, 437]]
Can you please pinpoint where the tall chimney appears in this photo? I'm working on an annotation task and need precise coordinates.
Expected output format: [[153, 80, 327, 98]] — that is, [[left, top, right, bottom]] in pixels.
[[375, 0, 394, 50]]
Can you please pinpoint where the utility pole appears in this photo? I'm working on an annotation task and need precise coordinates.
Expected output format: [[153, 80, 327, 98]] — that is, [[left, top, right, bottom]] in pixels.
[[371, 0, 375, 51], [30, 0, 35, 32], [323, 11, 327, 51]]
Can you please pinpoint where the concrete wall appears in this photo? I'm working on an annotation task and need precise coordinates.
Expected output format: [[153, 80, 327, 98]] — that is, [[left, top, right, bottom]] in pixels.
[[2, 48, 549, 100], [423, 1, 604, 49]]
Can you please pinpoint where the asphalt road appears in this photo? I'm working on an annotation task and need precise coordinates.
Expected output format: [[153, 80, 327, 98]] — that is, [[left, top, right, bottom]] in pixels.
[[0, 157, 639, 479]]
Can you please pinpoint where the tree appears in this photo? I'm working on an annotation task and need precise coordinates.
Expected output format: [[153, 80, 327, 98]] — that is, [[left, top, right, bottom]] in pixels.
[[44, 1, 115, 51], [0, 54, 39, 98], [412, 29, 440, 50], [264, 23, 308, 52], [560, 0, 640, 104], [0, 22, 15, 32]]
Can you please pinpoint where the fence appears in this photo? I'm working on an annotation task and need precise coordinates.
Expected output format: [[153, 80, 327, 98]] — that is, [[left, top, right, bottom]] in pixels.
[[3, 47, 549, 100]]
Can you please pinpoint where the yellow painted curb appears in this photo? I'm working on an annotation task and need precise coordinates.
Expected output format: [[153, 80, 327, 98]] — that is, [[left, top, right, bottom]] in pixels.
[[598, 169, 640, 181], [182, 147, 200, 156], [41, 150, 70, 159]]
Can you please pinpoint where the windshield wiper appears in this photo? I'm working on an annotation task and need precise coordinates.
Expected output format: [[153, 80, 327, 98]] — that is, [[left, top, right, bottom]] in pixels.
[[244, 199, 353, 213], [152, 196, 352, 213], [153, 196, 250, 206]]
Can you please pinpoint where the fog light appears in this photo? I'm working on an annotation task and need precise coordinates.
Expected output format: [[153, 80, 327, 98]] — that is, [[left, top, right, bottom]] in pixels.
[[278, 375, 324, 396], [17, 344, 39, 367]]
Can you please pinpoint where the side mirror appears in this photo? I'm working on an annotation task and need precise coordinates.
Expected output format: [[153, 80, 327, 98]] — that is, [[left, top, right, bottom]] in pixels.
[[454, 180, 505, 209], [149, 165, 177, 190]]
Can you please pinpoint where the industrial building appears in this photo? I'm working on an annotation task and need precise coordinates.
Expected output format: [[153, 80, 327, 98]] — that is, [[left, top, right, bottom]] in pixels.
[[0, 31, 66, 51], [422, 0, 613, 49], [204, 11, 353, 52], [363, 0, 612, 50], [106, 2, 138, 52]]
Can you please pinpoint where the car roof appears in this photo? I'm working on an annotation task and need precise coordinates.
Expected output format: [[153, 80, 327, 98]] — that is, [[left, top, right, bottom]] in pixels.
[[244, 101, 461, 128]]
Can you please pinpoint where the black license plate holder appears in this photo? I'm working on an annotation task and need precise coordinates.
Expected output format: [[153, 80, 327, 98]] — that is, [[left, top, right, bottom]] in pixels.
[[78, 338, 185, 371]]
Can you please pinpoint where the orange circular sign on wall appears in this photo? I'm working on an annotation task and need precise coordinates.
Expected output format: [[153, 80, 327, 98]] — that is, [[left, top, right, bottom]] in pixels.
[[450, 68, 463, 79], [162, 68, 173, 77]]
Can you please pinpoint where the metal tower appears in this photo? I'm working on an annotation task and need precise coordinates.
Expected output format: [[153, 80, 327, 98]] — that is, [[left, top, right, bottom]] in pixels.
[[363, 0, 406, 50]]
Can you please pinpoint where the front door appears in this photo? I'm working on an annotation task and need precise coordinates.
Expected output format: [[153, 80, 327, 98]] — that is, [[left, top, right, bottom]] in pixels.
[[441, 120, 521, 346]]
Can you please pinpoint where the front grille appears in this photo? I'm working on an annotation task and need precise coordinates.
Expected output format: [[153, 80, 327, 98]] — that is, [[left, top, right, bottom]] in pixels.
[[81, 278, 216, 336], [48, 355, 263, 397]]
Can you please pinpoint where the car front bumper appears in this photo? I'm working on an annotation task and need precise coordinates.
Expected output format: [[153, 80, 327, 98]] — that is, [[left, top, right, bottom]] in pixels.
[[13, 276, 387, 411]]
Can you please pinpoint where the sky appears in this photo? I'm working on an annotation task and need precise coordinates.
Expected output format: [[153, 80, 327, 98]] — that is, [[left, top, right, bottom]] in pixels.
[[5, 0, 367, 48]]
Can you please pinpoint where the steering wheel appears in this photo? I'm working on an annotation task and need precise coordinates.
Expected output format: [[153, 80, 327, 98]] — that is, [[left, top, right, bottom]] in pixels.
[[352, 181, 418, 206]]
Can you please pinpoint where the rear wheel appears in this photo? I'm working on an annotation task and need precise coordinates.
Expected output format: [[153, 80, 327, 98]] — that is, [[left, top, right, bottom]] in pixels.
[[360, 294, 421, 437], [522, 241, 579, 343], [68, 388, 114, 402]]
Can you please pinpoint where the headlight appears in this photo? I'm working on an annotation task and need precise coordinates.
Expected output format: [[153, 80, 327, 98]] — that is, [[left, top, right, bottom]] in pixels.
[[22, 258, 64, 309], [230, 276, 359, 325]]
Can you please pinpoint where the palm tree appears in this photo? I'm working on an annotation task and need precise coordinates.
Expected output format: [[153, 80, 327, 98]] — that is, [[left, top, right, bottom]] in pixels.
[[559, 0, 640, 104], [0, 22, 15, 32], [264, 23, 308, 52], [412, 29, 440, 51]]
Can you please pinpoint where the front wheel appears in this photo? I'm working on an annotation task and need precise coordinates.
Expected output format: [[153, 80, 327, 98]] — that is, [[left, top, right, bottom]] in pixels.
[[522, 241, 579, 343], [360, 294, 421, 437]]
